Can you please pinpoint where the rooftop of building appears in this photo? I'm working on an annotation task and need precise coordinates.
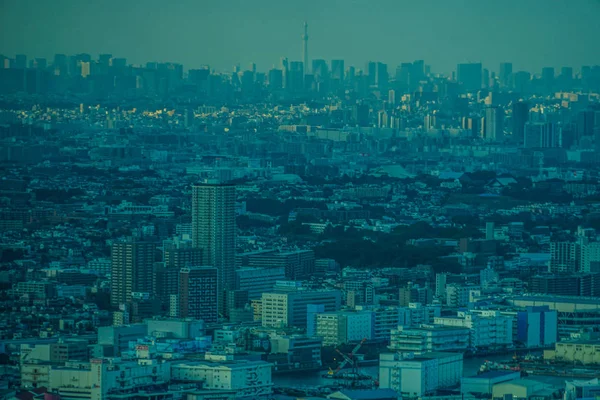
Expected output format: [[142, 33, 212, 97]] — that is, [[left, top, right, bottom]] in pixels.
[[510, 295, 600, 305], [464, 370, 520, 380], [556, 340, 600, 345], [171, 360, 272, 369], [396, 324, 469, 332]]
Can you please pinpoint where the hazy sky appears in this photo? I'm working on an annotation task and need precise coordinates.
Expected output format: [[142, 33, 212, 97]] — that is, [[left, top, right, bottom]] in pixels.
[[1, 0, 599, 74]]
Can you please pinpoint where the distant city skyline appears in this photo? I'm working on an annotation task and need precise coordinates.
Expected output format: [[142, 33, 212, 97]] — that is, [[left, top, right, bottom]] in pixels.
[[1, 0, 600, 74]]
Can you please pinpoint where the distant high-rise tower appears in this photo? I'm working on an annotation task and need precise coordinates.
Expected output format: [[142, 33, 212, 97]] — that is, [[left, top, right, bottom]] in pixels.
[[484, 106, 504, 142], [192, 183, 236, 292], [302, 22, 309, 75], [512, 101, 530, 144], [457, 63, 483, 92], [110, 241, 155, 307], [499, 62, 513, 88]]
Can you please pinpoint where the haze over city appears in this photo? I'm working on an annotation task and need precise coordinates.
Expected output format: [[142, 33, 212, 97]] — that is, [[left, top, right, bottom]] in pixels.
[[2, 0, 600, 73], [2, 1, 600, 400]]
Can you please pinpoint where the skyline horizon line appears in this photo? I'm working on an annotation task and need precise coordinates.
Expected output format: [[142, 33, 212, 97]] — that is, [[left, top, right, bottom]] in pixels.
[[2, 50, 598, 77]]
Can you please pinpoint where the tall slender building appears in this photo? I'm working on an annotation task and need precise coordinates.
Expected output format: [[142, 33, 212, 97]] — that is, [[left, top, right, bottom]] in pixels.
[[512, 101, 530, 143], [110, 241, 155, 307], [192, 183, 236, 292], [484, 106, 504, 142], [302, 22, 309, 75]]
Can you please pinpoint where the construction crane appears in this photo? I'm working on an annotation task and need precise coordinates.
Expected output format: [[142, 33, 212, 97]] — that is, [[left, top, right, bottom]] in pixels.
[[332, 338, 366, 375], [323, 338, 374, 388]]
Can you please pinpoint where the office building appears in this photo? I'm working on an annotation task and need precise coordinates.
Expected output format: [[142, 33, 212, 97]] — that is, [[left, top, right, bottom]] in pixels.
[[352, 306, 404, 342], [192, 183, 236, 292], [110, 241, 155, 307], [331, 59, 344, 81], [412, 60, 425, 84], [312, 59, 328, 81], [366, 61, 388, 88], [435, 310, 513, 349], [513, 71, 531, 93], [261, 288, 342, 328], [234, 267, 286, 299], [316, 311, 373, 346], [499, 62, 513, 88], [288, 61, 304, 92], [457, 63, 482, 91], [268, 68, 283, 90], [376, 62, 388, 89], [238, 249, 315, 280], [179, 267, 219, 323], [541, 67, 555, 93], [396, 62, 413, 85]]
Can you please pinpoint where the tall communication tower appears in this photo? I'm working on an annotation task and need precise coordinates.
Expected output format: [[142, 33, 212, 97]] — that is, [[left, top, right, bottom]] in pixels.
[[302, 22, 309, 74]]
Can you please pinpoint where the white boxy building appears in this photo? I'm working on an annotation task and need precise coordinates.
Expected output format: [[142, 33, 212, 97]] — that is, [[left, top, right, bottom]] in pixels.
[[171, 360, 273, 398], [379, 351, 463, 397]]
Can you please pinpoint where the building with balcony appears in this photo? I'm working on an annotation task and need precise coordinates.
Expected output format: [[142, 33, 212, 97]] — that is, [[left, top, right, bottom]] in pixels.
[[389, 325, 469, 354]]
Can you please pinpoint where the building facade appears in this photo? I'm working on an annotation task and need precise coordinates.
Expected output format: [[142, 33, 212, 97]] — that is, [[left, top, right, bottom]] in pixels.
[[192, 183, 236, 292]]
